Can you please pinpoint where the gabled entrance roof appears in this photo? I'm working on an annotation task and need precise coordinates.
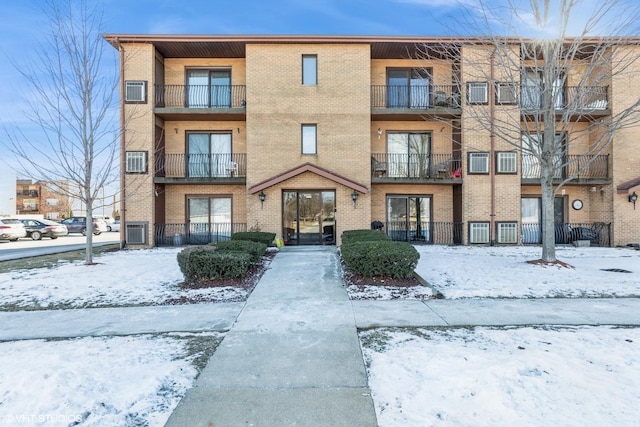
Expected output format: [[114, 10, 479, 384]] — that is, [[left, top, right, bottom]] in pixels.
[[247, 162, 368, 194]]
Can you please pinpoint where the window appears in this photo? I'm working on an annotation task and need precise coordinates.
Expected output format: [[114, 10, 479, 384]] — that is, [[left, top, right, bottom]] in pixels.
[[302, 55, 317, 85], [187, 69, 231, 108], [469, 222, 490, 244], [302, 124, 317, 154], [187, 132, 233, 177], [468, 152, 489, 174], [387, 68, 432, 108], [496, 152, 517, 173], [125, 151, 148, 173], [125, 81, 147, 103], [126, 222, 147, 245], [387, 132, 431, 178], [497, 222, 518, 244], [187, 196, 232, 244], [467, 82, 488, 104], [496, 82, 518, 104]]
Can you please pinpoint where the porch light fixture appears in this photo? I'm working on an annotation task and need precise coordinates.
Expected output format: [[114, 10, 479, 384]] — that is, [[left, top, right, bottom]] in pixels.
[[629, 191, 638, 210], [351, 190, 359, 207], [377, 128, 382, 139], [259, 191, 266, 208]]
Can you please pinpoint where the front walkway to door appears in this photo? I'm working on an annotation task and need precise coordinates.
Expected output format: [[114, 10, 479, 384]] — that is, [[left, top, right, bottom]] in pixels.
[[165, 246, 378, 426]]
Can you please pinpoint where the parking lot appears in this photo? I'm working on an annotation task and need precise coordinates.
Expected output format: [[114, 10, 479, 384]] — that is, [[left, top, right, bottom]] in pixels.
[[0, 232, 120, 261]]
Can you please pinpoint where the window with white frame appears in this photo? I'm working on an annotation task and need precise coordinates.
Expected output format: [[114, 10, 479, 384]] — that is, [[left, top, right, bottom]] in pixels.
[[468, 152, 489, 174], [302, 124, 317, 154], [496, 82, 518, 104], [125, 81, 147, 103], [467, 82, 488, 104], [497, 222, 518, 244], [496, 152, 517, 173], [125, 151, 148, 173], [302, 55, 317, 85], [469, 222, 490, 244]]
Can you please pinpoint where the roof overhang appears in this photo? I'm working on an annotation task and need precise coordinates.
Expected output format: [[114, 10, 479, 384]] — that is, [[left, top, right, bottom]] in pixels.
[[247, 163, 368, 194], [616, 177, 640, 194]]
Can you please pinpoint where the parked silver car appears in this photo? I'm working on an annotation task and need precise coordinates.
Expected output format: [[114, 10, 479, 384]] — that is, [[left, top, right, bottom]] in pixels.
[[20, 218, 69, 240], [0, 218, 27, 241]]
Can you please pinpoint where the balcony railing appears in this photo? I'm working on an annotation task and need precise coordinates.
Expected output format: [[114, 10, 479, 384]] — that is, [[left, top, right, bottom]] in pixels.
[[521, 222, 610, 246], [155, 153, 247, 179], [154, 85, 246, 109], [522, 154, 609, 180], [371, 84, 461, 110], [371, 153, 462, 179], [383, 221, 463, 245], [17, 190, 38, 196], [520, 85, 609, 111], [155, 223, 247, 246]]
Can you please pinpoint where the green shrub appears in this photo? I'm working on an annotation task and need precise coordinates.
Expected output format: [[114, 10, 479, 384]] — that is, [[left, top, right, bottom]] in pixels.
[[177, 246, 252, 281], [341, 240, 419, 279], [212, 240, 267, 263], [341, 229, 390, 245], [177, 246, 216, 280], [231, 231, 276, 246]]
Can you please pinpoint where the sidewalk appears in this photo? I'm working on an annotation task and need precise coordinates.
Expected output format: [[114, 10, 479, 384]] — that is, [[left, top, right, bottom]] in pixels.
[[165, 246, 378, 426]]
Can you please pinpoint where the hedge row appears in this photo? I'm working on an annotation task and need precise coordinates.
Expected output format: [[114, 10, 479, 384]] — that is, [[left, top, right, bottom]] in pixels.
[[177, 238, 268, 282], [341, 229, 390, 245], [231, 231, 276, 246], [340, 229, 419, 279]]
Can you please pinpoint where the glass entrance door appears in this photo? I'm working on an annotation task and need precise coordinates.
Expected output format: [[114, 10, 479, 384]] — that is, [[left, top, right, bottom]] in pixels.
[[283, 191, 335, 245]]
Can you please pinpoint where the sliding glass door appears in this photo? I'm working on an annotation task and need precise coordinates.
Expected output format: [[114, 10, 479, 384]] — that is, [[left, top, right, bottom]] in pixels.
[[187, 69, 231, 108], [187, 133, 232, 177], [187, 196, 232, 244], [386, 195, 431, 242]]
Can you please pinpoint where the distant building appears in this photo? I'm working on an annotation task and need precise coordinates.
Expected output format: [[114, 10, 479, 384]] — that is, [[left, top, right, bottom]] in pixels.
[[15, 179, 71, 220]]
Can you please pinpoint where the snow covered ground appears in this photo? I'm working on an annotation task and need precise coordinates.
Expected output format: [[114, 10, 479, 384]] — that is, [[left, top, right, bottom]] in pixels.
[[0, 245, 639, 426], [361, 326, 640, 427], [415, 245, 640, 298], [0, 332, 221, 427]]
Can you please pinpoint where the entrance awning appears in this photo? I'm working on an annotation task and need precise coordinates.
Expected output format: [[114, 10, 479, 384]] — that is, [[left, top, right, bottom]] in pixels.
[[247, 162, 369, 194]]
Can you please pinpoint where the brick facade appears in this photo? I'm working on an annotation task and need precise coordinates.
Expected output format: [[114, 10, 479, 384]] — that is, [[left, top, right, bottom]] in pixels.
[[105, 35, 640, 248]]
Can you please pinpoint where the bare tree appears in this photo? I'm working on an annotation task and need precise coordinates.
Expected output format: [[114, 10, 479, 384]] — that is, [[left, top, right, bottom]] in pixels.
[[3, 0, 118, 264], [419, 0, 640, 263]]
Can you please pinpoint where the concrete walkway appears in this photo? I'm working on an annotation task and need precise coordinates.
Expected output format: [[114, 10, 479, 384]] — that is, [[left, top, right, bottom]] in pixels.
[[165, 246, 378, 426]]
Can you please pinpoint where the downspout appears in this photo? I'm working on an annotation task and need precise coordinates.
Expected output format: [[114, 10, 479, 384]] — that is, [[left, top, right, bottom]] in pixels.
[[117, 38, 126, 249], [490, 48, 496, 245]]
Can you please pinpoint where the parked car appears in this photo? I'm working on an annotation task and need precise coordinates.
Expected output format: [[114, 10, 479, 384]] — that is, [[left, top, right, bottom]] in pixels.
[[20, 218, 69, 240], [110, 220, 121, 232], [61, 216, 107, 235], [0, 218, 27, 241]]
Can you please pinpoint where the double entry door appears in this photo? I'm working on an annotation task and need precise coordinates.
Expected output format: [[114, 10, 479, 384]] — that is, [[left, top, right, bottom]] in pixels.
[[283, 191, 335, 245]]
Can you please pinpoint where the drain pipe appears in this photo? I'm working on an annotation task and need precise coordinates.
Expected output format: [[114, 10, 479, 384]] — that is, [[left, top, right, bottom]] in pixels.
[[490, 48, 496, 246], [117, 38, 126, 249]]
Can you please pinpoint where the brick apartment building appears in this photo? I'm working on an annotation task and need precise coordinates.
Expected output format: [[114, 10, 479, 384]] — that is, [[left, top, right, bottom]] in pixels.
[[15, 179, 71, 220], [103, 35, 640, 248]]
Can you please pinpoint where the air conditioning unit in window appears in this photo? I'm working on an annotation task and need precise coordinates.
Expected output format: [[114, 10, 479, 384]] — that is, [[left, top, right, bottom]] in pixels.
[[125, 81, 146, 102], [126, 223, 146, 244]]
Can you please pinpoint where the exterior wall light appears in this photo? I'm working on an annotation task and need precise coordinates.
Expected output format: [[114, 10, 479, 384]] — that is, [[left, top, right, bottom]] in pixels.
[[259, 191, 266, 208], [629, 191, 638, 210], [377, 128, 382, 139], [351, 190, 359, 207]]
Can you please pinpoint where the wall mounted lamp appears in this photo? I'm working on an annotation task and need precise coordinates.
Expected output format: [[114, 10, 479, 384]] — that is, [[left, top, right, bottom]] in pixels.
[[259, 191, 266, 208], [377, 128, 382, 139], [629, 191, 638, 210], [351, 190, 359, 207]]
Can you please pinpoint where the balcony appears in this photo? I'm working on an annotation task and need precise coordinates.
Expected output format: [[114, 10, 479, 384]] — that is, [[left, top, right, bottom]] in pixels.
[[520, 85, 609, 118], [154, 153, 246, 183], [521, 154, 609, 184], [154, 84, 246, 120], [521, 222, 611, 246], [371, 153, 462, 182], [384, 221, 463, 245], [155, 223, 247, 246], [371, 84, 461, 120]]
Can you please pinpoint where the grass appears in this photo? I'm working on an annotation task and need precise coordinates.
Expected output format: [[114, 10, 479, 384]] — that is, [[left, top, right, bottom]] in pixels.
[[0, 244, 121, 274]]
